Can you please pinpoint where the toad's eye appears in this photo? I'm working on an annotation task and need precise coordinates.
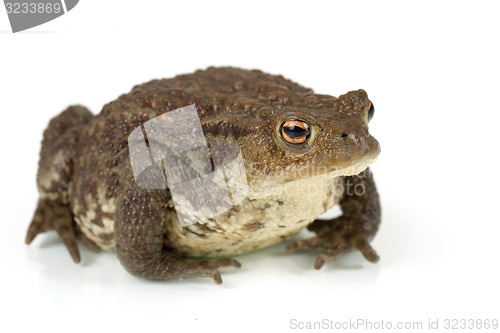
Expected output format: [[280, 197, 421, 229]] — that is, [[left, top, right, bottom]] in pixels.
[[368, 102, 375, 121], [280, 119, 311, 144]]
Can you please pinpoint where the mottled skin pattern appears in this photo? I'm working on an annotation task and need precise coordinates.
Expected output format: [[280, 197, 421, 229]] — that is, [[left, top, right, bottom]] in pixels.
[[26, 67, 381, 283]]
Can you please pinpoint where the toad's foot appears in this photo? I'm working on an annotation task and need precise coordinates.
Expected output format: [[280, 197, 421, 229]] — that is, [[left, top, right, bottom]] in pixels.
[[286, 215, 379, 269], [192, 257, 242, 284], [137, 255, 242, 284], [26, 199, 96, 263]]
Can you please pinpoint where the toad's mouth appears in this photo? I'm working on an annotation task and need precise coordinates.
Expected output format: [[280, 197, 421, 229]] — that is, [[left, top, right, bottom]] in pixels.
[[247, 156, 378, 192], [292, 156, 378, 182], [325, 157, 378, 178]]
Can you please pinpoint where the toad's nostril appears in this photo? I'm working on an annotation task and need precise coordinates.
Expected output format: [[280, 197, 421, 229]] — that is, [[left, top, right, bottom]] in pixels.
[[341, 133, 348, 139]]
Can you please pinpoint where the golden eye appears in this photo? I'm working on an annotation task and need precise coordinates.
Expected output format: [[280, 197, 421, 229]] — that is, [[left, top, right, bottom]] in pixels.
[[280, 119, 311, 144]]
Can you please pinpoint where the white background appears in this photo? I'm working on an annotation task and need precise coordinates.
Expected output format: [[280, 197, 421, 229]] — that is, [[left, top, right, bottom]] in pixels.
[[1, 1, 499, 332]]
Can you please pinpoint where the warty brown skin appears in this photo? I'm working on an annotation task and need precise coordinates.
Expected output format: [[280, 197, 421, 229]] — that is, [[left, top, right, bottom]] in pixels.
[[26, 67, 381, 284]]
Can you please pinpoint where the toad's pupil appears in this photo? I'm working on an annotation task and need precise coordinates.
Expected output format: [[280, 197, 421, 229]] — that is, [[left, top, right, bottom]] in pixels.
[[285, 125, 308, 139], [368, 102, 375, 121]]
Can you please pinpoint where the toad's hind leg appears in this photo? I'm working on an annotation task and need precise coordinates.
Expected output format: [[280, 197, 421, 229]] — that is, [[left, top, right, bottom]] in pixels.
[[26, 105, 95, 262]]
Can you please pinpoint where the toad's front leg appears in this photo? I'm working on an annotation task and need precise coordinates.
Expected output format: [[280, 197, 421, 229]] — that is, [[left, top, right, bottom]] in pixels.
[[287, 168, 381, 268], [114, 161, 241, 284]]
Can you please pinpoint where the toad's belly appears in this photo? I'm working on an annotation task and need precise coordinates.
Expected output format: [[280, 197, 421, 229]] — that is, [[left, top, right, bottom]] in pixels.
[[72, 176, 344, 257], [163, 176, 344, 257]]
